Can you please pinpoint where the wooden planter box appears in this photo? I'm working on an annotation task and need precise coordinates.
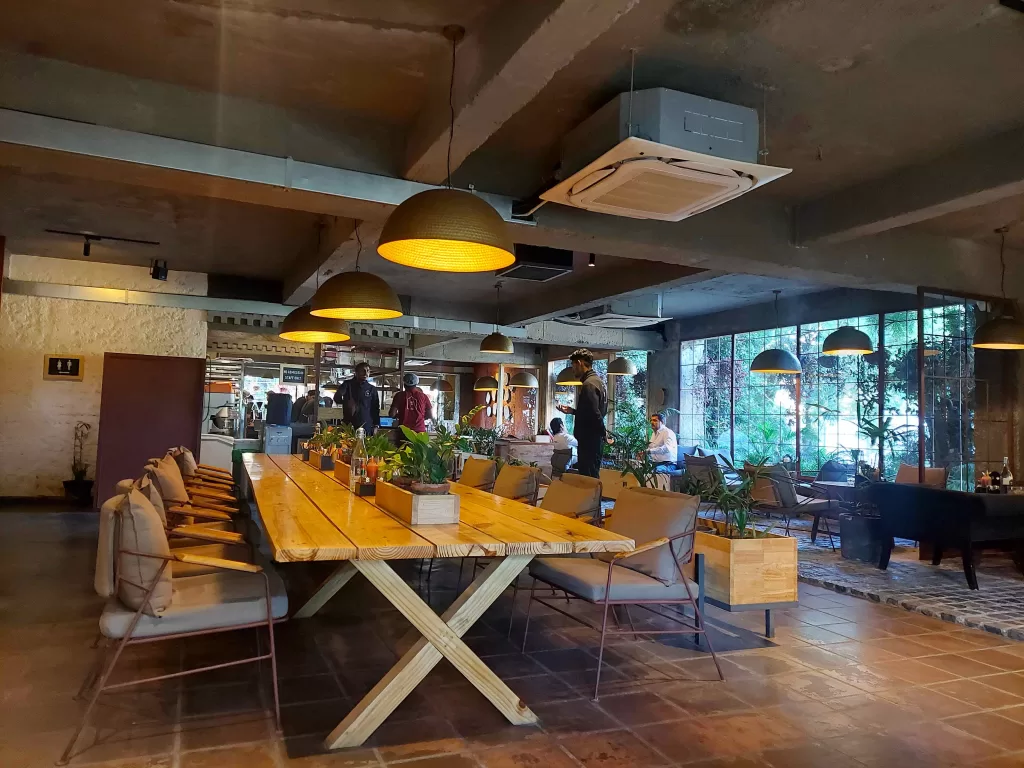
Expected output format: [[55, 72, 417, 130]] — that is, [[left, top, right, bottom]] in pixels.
[[599, 468, 670, 500], [308, 450, 334, 471], [691, 518, 798, 608], [376, 481, 460, 526], [333, 461, 352, 487]]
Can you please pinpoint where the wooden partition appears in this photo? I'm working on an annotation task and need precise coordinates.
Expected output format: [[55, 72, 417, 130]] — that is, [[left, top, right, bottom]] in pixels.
[[94, 353, 205, 506]]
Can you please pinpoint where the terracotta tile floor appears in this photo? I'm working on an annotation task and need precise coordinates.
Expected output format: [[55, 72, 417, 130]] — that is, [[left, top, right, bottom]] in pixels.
[[3, 510, 1024, 768]]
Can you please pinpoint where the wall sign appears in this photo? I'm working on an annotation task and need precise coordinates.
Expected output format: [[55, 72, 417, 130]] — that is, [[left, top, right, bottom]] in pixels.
[[44, 354, 84, 381], [282, 366, 306, 384]]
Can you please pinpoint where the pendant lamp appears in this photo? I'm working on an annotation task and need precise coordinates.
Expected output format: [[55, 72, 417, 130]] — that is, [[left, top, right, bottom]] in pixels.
[[436, 378, 454, 393], [279, 305, 351, 343], [310, 225, 403, 320], [607, 356, 638, 376], [822, 326, 873, 356], [750, 291, 802, 374], [508, 370, 539, 388], [377, 27, 515, 274], [973, 228, 1024, 350], [473, 375, 499, 391], [556, 366, 582, 386], [479, 283, 514, 353]]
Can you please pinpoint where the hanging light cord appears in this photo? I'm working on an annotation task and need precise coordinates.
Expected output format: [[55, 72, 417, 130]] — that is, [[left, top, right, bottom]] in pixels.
[[760, 85, 769, 160], [494, 282, 501, 329], [446, 33, 457, 190], [354, 223, 363, 272], [998, 227, 1008, 300], [627, 48, 637, 138]]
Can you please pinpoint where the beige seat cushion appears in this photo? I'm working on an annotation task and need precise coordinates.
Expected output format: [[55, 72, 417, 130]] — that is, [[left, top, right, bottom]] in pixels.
[[145, 455, 190, 505], [560, 474, 602, 494], [540, 479, 601, 518], [100, 565, 288, 639], [117, 489, 173, 616], [598, 487, 698, 585], [168, 446, 199, 478], [530, 557, 697, 602], [894, 463, 947, 488], [493, 465, 537, 501], [94, 495, 121, 598], [459, 458, 496, 490], [171, 543, 252, 577]]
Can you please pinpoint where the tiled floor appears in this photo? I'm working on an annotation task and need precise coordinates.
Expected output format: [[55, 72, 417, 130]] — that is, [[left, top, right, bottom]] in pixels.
[[3, 510, 1024, 768]]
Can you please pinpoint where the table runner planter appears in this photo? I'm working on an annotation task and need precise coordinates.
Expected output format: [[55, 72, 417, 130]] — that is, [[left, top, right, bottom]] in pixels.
[[376, 480, 460, 525], [308, 449, 334, 471]]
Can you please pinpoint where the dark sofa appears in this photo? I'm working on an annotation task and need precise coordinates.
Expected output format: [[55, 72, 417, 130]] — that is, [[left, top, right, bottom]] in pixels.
[[869, 482, 1024, 589]]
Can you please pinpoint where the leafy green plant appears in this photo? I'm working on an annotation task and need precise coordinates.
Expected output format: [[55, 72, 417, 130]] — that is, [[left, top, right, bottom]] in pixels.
[[713, 462, 772, 539], [72, 421, 91, 481], [364, 432, 395, 460], [399, 427, 450, 484]]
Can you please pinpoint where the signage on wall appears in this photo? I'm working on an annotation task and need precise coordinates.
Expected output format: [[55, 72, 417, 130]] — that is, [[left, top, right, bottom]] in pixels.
[[282, 366, 306, 384], [44, 354, 84, 381]]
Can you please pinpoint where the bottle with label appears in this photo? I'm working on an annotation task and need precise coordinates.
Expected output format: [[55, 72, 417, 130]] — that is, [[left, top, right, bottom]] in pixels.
[[1002, 457, 1013, 493], [351, 427, 368, 486], [990, 469, 1002, 493]]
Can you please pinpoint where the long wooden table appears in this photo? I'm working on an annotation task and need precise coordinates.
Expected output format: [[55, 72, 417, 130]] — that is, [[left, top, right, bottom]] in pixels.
[[242, 453, 632, 749]]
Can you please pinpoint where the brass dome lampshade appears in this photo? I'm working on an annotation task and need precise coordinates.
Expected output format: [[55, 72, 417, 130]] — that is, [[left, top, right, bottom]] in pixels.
[[310, 225, 403, 320], [555, 366, 582, 386], [822, 326, 873, 356], [436, 378, 454, 393], [508, 370, 539, 388], [607, 356, 638, 376], [473, 375, 499, 392], [479, 283, 514, 353], [973, 228, 1024, 350], [377, 27, 515, 274], [279, 305, 351, 343], [750, 292, 802, 374]]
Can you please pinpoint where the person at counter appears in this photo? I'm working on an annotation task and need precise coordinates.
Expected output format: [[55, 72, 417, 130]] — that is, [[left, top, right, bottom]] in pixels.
[[291, 390, 310, 423], [334, 362, 380, 433], [301, 389, 333, 421], [555, 348, 607, 478], [390, 373, 432, 433]]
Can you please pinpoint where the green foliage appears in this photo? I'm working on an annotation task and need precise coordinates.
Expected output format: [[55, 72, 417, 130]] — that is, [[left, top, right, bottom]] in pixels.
[[464, 426, 498, 456], [605, 396, 651, 468], [621, 452, 661, 489], [72, 421, 91, 479], [364, 432, 394, 460], [399, 426, 449, 484]]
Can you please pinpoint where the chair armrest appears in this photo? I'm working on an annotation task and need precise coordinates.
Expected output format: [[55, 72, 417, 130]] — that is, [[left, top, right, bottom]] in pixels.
[[189, 488, 237, 503], [613, 537, 670, 560], [187, 477, 234, 489], [173, 552, 261, 573], [197, 463, 232, 476], [171, 525, 245, 545], [169, 505, 232, 522]]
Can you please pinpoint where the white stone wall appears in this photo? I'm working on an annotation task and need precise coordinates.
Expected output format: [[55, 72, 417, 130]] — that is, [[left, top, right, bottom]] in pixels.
[[0, 255, 207, 497]]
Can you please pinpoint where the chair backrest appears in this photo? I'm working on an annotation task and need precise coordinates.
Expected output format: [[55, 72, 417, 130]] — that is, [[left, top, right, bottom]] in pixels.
[[895, 463, 948, 488], [768, 465, 800, 508], [550, 449, 573, 477], [492, 464, 537, 501], [601, 487, 699, 584], [685, 454, 723, 488], [743, 462, 779, 505], [98, 489, 174, 616], [540, 478, 602, 518], [459, 457, 497, 490], [817, 460, 851, 482], [560, 473, 602, 495]]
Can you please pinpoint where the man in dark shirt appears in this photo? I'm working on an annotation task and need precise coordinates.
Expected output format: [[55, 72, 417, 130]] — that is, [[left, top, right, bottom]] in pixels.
[[390, 373, 433, 433], [556, 348, 607, 478], [334, 362, 380, 433], [291, 390, 311, 424]]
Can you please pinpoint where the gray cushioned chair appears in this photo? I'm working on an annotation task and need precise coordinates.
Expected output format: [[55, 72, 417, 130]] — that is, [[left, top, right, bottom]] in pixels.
[[521, 486, 722, 699]]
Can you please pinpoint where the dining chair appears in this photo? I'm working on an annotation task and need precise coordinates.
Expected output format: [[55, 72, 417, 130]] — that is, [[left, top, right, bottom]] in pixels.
[[457, 457, 497, 491], [492, 464, 540, 505], [540, 477, 603, 523], [521, 486, 722, 700], [894, 463, 949, 488], [768, 470, 840, 549], [61, 488, 287, 765]]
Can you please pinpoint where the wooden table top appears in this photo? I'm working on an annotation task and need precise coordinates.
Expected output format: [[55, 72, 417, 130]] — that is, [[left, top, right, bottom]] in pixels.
[[243, 453, 633, 563]]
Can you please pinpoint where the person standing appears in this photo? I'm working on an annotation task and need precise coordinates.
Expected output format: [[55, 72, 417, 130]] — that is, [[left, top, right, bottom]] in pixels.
[[555, 348, 607, 478], [334, 362, 380, 433], [647, 412, 678, 466], [390, 373, 433, 433], [290, 389, 310, 424]]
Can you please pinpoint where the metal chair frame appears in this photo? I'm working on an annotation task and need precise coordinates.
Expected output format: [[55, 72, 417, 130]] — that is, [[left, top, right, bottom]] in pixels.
[[519, 527, 724, 700], [61, 542, 284, 765]]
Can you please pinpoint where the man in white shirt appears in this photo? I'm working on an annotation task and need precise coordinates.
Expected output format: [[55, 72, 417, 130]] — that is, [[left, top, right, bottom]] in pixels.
[[647, 412, 678, 465]]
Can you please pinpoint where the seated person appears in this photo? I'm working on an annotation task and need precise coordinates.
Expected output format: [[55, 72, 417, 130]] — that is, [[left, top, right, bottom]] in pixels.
[[647, 412, 678, 466], [547, 417, 578, 453]]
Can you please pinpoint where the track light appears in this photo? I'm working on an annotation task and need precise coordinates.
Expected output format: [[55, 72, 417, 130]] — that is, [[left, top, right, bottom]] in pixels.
[[588, 254, 596, 267]]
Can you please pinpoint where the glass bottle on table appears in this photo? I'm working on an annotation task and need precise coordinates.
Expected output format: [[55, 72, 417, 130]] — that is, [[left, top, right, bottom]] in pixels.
[[1002, 457, 1013, 494], [351, 427, 368, 487]]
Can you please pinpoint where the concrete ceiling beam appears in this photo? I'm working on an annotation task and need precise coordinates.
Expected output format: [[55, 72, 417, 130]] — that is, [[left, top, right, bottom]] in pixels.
[[795, 126, 1024, 246], [282, 216, 357, 304], [403, 0, 640, 184], [505, 262, 711, 325]]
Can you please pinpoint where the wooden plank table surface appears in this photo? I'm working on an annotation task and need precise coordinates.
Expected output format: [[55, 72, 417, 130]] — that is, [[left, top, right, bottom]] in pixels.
[[241, 453, 633, 751]]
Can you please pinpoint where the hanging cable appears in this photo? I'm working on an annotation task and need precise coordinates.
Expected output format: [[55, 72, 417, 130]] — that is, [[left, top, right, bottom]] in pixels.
[[446, 30, 458, 190], [627, 48, 637, 138], [354, 223, 363, 272], [494, 282, 502, 329]]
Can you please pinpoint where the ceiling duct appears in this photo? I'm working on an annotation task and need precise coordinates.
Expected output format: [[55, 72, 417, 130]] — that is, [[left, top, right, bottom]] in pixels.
[[495, 245, 573, 282], [541, 88, 790, 222]]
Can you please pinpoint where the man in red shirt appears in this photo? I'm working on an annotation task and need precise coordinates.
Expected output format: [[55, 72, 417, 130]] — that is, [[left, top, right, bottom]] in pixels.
[[390, 373, 433, 433]]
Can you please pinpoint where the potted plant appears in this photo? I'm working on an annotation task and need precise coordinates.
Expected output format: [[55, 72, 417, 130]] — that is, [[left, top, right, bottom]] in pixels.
[[63, 422, 94, 505], [363, 431, 394, 484]]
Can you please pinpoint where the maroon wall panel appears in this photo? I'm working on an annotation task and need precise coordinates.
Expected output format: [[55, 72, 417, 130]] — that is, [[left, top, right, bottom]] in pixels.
[[95, 353, 205, 506]]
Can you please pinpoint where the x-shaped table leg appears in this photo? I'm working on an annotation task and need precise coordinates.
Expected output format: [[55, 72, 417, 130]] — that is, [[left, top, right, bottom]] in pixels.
[[293, 562, 358, 619], [325, 554, 536, 749]]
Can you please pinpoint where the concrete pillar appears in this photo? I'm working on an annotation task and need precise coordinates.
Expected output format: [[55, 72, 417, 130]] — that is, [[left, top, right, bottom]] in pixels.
[[647, 323, 681, 433]]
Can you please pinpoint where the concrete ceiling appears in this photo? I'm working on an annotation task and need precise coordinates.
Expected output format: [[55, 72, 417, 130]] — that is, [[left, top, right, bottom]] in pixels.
[[1, 0, 1023, 328]]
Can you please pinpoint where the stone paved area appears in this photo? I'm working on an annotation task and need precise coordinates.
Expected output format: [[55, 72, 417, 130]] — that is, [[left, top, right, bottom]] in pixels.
[[3, 510, 1024, 768]]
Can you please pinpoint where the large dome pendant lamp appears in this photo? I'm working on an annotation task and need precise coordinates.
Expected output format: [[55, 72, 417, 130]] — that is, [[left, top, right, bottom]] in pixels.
[[279, 261, 352, 343], [750, 291, 802, 374], [310, 224, 403, 321], [607, 355, 638, 376], [556, 366, 582, 386], [479, 283, 514, 353], [508, 370, 539, 388], [376, 26, 515, 274], [973, 227, 1024, 350], [473, 375, 499, 392]]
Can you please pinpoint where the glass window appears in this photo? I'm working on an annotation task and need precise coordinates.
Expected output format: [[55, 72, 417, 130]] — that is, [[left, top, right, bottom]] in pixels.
[[734, 326, 798, 465], [679, 336, 732, 455]]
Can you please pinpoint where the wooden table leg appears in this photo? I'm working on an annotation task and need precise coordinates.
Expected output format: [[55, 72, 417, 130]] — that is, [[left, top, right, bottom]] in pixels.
[[325, 555, 536, 750], [293, 562, 357, 619]]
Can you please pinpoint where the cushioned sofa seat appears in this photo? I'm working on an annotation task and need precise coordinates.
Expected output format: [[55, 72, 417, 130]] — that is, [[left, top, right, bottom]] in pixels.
[[100, 565, 287, 639], [530, 556, 697, 602]]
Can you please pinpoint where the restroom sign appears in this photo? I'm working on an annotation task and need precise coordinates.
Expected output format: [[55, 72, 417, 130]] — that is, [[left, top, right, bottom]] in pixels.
[[44, 354, 84, 381]]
